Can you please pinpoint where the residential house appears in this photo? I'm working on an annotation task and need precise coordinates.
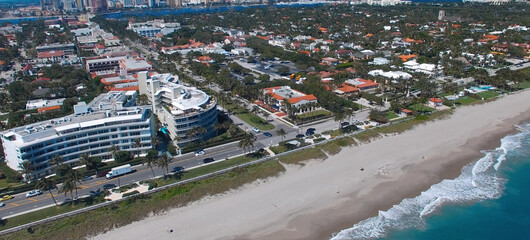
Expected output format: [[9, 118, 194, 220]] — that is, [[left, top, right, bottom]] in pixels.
[[262, 86, 319, 116]]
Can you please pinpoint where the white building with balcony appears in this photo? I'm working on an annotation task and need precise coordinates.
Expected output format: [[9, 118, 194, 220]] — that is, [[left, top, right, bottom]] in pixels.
[[138, 72, 217, 147], [1, 91, 154, 180]]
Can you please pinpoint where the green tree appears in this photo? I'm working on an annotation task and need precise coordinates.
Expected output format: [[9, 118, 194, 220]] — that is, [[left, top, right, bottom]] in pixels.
[[36, 177, 58, 206], [19, 161, 33, 182], [133, 138, 142, 158], [276, 128, 287, 141], [144, 150, 158, 179], [238, 133, 256, 154], [108, 145, 119, 160], [157, 154, 171, 175]]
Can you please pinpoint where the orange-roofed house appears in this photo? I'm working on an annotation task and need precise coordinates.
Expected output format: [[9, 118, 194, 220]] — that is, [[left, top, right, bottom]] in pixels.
[[262, 86, 320, 116], [333, 84, 359, 97], [37, 50, 65, 64], [428, 98, 443, 108], [344, 78, 379, 92], [365, 33, 373, 37], [400, 108, 413, 117], [398, 54, 418, 62], [479, 34, 499, 43]]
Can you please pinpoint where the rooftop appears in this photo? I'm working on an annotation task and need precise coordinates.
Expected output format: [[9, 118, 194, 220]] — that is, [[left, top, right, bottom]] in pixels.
[[1, 91, 146, 146]]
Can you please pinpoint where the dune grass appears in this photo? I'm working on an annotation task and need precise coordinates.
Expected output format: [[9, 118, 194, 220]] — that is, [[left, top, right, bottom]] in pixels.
[[2, 160, 285, 240], [277, 148, 327, 165]]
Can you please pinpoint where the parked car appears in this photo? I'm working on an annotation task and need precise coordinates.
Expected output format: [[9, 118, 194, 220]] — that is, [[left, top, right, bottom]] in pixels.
[[203, 158, 215, 164], [0, 195, 13, 201], [103, 184, 116, 190], [172, 166, 185, 173], [296, 134, 305, 138], [263, 132, 272, 137], [89, 189, 102, 197], [26, 190, 43, 198], [252, 127, 260, 133], [305, 128, 316, 136], [195, 149, 205, 156], [96, 170, 109, 178], [341, 122, 350, 127]]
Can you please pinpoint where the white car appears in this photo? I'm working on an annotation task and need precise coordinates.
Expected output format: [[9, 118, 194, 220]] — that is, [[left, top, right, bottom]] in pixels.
[[194, 150, 205, 156], [252, 127, 260, 133], [26, 190, 43, 198], [0, 202, 5, 207]]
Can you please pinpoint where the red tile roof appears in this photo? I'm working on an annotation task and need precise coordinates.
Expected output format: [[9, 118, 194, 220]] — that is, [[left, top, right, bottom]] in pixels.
[[336, 84, 359, 93], [287, 94, 317, 104], [429, 98, 443, 103], [38, 50, 64, 58]]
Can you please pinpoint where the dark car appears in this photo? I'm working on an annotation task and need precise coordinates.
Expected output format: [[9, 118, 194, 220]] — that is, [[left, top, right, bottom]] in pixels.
[[172, 166, 185, 173], [305, 128, 316, 136], [203, 158, 215, 164], [296, 134, 305, 138], [103, 184, 116, 190], [263, 132, 273, 137], [96, 170, 109, 178]]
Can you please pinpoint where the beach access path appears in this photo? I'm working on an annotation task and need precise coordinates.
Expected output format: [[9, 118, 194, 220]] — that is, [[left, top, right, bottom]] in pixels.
[[93, 90, 530, 240]]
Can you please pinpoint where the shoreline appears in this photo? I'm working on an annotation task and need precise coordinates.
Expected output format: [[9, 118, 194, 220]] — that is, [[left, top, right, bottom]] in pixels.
[[93, 91, 530, 240]]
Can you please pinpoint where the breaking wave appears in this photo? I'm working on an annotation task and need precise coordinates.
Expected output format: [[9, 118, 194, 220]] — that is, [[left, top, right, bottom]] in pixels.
[[331, 124, 529, 240]]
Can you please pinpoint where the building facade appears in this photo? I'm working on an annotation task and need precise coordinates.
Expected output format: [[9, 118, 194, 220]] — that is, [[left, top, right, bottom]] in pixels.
[[1, 91, 154, 180], [138, 72, 217, 147]]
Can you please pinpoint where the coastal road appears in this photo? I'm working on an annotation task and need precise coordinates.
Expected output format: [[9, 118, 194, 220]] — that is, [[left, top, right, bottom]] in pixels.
[[0, 118, 329, 219], [0, 140, 267, 219]]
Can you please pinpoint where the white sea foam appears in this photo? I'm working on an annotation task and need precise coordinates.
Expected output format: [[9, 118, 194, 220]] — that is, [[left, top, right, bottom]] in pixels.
[[331, 124, 530, 240]]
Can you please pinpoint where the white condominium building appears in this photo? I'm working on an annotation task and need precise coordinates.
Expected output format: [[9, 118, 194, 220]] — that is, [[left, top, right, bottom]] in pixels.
[[1, 91, 154, 180], [138, 72, 217, 147]]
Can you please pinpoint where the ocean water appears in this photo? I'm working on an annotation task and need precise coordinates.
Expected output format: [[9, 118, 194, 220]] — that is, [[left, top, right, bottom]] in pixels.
[[331, 123, 530, 240]]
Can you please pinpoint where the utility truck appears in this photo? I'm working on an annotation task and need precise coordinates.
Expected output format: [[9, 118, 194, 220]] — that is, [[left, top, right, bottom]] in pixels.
[[106, 164, 132, 179]]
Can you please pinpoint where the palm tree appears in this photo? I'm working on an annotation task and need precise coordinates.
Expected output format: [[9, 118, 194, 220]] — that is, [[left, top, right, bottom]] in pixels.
[[133, 138, 142, 158], [213, 123, 223, 136], [19, 161, 34, 182], [157, 154, 171, 175], [143, 150, 158, 179], [262, 111, 270, 122], [334, 110, 346, 129], [238, 133, 256, 154], [49, 155, 63, 170], [59, 177, 76, 201], [66, 169, 83, 198], [151, 137, 159, 150], [108, 145, 119, 160], [79, 153, 91, 169], [36, 177, 58, 206], [276, 128, 287, 141]]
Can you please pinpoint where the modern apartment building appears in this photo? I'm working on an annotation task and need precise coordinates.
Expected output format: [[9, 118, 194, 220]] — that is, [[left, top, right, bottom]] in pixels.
[[1, 91, 154, 180], [138, 72, 217, 147]]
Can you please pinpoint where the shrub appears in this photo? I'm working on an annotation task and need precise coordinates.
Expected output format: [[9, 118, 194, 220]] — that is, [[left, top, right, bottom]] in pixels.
[[167, 144, 177, 155], [122, 190, 140, 198]]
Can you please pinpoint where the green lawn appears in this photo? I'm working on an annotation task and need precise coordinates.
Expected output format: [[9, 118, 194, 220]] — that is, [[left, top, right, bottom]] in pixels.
[[236, 113, 275, 130], [515, 81, 530, 89], [296, 110, 331, 120], [0, 179, 24, 190], [387, 111, 399, 119], [270, 145, 289, 154], [477, 91, 500, 99], [408, 104, 435, 112], [455, 96, 479, 105]]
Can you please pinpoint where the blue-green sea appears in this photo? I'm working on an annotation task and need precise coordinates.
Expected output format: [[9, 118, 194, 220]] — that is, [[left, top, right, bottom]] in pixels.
[[332, 123, 530, 240]]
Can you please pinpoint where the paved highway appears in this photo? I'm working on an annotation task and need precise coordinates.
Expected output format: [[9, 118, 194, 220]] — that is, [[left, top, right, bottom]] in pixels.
[[0, 125, 316, 219]]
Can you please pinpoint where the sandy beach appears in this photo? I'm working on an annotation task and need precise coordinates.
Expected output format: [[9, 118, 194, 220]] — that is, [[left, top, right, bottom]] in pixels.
[[93, 91, 530, 240]]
